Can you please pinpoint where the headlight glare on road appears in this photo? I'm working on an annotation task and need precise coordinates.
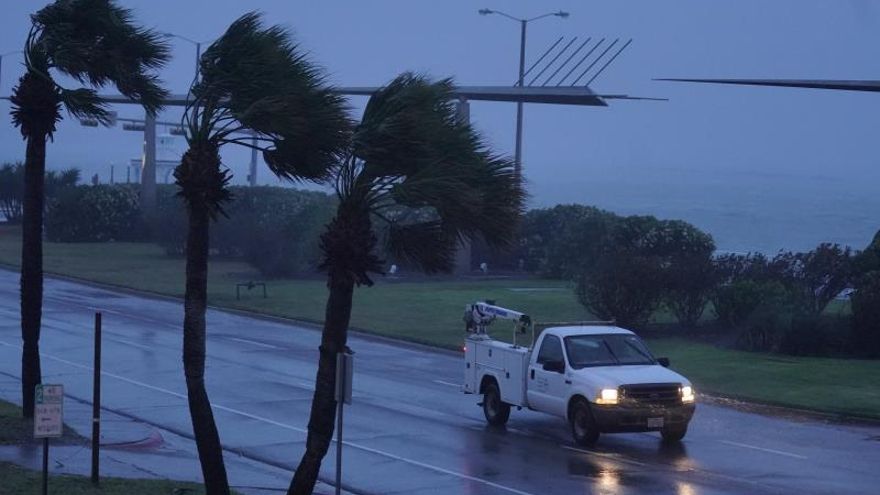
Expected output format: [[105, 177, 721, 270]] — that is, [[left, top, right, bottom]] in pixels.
[[596, 388, 618, 405], [681, 385, 695, 403]]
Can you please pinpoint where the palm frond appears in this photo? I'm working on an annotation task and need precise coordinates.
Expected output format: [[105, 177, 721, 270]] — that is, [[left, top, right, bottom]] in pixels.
[[33, 0, 170, 115], [353, 73, 476, 179], [58, 88, 111, 124], [193, 11, 350, 184], [326, 74, 525, 278], [384, 220, 459, 274]]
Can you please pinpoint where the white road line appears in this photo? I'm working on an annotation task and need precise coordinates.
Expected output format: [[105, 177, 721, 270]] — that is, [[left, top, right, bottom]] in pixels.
[[107, 337, 155, 351], [0, 340, 538, 495], [432, 379, 461, 388], [226, 337, 281, 350], [560, 445, 649, 467], [719, 440, 807, 460]]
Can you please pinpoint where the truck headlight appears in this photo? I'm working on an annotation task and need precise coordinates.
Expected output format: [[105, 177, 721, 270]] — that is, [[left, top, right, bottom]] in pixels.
[[596, 388, 618, 405], [681, 386, 695, 403]]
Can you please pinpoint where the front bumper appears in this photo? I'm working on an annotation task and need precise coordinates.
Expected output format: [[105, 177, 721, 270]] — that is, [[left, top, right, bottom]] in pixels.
[[590, 402, 695, 433]]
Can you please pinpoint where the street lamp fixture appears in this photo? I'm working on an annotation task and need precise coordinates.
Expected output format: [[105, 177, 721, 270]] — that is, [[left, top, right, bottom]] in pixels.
[[478, 8, 570, 180], [163, 33, 212, 81]]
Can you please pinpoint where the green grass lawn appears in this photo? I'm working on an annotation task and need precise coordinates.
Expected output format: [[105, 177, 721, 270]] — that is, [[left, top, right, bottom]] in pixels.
[[1, 225, 878, 419], [647, 339, 880, 419], [0, 399, 210, 494]]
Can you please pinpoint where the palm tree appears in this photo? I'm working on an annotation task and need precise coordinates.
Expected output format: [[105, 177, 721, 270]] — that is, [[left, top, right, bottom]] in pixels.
[[9, 0, 168, 417], [175, 13, 349, 494], [288, 73, 525, 495]]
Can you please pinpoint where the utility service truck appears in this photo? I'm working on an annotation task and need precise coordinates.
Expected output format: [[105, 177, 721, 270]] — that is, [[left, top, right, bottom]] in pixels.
[[462, 302, 695, 445]]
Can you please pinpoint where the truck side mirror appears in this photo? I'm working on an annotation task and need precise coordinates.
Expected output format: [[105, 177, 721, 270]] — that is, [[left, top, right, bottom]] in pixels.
[[542, 360, 565, 373], [657, 357, 670, 368]]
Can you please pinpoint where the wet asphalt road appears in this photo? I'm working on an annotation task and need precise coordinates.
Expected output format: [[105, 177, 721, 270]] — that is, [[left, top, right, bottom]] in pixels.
[[0, 269, 878, 495]]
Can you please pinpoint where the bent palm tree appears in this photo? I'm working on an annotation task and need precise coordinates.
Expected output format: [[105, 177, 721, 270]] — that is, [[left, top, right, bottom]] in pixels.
[[10, 0, 168, 417], [289, 74, 525, 495], [176, 13, 349, 494]]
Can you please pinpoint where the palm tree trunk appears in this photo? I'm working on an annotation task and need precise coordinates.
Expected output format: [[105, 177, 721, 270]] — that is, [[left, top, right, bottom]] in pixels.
[[183, 205, 229, 495], [288, 275, 354, 495], [20, 133, 46, 418]]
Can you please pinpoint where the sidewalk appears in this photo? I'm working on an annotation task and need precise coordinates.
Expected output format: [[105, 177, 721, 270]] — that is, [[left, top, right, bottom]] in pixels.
[[0, 373, 346, 495]]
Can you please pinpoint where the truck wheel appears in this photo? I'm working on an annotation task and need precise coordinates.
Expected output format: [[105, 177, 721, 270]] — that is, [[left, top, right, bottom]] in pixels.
[[570, 399, 599, 446], [661, 425, 688, 443], [483, 382, 510, 426]]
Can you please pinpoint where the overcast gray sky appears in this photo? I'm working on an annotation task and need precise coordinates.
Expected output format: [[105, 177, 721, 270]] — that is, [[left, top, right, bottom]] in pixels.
[[1, 1, 879, 251]]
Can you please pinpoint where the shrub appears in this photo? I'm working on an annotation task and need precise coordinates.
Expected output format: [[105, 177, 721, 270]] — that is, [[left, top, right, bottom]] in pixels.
[[520, 204, 615, 278], [711, 280, 769, 327], [778, 314, 850, 356], [734, 281, 795, 351], [152, 185, 336, 276], [45, 184, 142, 242], [1, 162, 79, 224], [574, 215, 714, 329], [575, 249, 665, 329], [660, 221, 716, 328], [851, 270, 880, 357], [767, 244, 854, 315]]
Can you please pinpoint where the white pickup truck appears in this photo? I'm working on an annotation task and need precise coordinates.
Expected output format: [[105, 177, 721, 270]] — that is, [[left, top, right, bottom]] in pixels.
[[462, 302, 695, 445]]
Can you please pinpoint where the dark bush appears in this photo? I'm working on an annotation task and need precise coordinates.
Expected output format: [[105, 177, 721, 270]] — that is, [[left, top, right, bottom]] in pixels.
[[711, 280, 772, 327], [574, 215, 714, 329], [767, 244, 854, 315], [778, 314, 850, 356], [734, 281, 795, 351], [520, 204, 615, 278], [45, 184, 142, 242], [851, 270, 880, 357], [1, 162, 79, 224], [152, 185, 336, 276], [575, 249, 665, 329], [660, 221, 716, 328]]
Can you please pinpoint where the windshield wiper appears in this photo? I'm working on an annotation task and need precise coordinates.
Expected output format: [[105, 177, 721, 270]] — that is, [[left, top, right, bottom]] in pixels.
[[600, 339, 620, 365], [622, 339, 654, 363]]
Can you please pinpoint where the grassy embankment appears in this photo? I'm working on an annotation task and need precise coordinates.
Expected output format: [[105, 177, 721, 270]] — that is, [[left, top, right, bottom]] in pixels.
[[0, 399, 209, 494], [1, 225, 878, 420]]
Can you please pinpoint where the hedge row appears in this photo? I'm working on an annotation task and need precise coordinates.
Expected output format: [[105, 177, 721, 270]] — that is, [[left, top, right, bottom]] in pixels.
[[45, 184, 336, 277]]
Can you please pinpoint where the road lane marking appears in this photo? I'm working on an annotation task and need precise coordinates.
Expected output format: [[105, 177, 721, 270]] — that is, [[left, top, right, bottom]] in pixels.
[[433, 379, 460, 388], [561, 445, 649, 467], [0, 340, 539, 495], [107, 337, 155, 351], [226, 337, 281, 350], [719, 440, 807, 460]]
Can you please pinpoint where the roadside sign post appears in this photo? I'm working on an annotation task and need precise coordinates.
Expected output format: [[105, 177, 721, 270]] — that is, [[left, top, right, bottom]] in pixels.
[[34, 384, 64, 495], [91, 312, 102, 485], [334, 351, 353, 495]]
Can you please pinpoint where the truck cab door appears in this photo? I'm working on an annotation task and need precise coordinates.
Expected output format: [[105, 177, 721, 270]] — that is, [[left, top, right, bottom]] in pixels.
[[528, 334, 569, 417]]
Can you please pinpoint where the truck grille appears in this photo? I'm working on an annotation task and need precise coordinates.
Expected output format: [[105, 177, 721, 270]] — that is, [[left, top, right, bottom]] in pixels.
[[620, 383, 680, 405]]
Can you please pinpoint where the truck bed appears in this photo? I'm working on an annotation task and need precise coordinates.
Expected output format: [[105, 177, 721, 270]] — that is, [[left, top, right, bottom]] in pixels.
[[464, 336, 530, 407]]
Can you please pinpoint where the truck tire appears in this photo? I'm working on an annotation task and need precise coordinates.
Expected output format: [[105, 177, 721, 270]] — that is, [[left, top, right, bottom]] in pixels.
[[570, 399, 599, 446], [483, 381, 511, 426], [661, 425, 687, 443]]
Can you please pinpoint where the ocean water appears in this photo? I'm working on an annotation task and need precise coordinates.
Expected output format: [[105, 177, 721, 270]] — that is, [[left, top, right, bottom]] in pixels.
[[532, 165, 880, 254]]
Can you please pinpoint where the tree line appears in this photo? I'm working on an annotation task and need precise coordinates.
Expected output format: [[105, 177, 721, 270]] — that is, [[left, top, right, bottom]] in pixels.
[[520, 204, 880, 357]]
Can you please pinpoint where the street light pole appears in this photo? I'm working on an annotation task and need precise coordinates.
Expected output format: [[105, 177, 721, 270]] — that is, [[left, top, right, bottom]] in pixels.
[[515, 20, 526, 179], [479, 9, 569, 180]]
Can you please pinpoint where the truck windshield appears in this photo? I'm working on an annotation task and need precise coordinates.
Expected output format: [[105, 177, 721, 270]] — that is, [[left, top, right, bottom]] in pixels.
[[564, 334, 656, 368]]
